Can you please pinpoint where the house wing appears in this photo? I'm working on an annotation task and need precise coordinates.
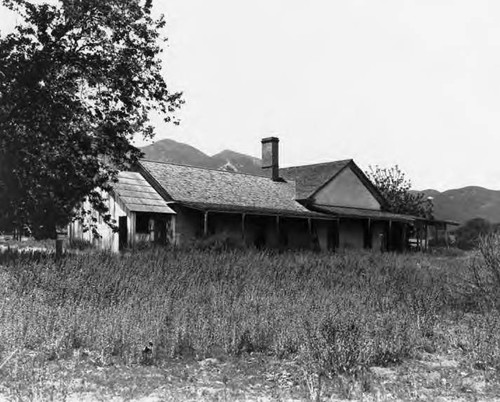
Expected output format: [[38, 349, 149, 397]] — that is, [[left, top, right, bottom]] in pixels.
[[281, 160, 387, 210], [112, 172, 176, 214], [310, 161, 387, 210], [280, 160, 352, 200]]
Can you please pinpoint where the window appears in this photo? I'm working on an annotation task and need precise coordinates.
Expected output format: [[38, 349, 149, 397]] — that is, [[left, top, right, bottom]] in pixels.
[[136, 213, 151, 234]]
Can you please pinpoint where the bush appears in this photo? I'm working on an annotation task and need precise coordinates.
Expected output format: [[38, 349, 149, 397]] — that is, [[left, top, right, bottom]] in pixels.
[[455, 218, 494, 250], [467, 232, 500, 310]]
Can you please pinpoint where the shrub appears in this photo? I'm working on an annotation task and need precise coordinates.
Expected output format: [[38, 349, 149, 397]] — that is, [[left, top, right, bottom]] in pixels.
[[467, 232, 500, 310]]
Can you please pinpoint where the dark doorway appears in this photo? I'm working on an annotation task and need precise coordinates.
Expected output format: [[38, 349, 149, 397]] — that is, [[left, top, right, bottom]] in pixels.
[[154, 216, 167, 245], [327, 221, 339, 251], [119, 216, 128, 250]]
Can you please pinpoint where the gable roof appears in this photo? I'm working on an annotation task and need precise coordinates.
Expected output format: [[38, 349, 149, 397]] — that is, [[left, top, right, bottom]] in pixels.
[[138, 160, 327, 218], [112, 172, 176, 214], [280, 159, 387, 208], [280, 160, 352, 200]]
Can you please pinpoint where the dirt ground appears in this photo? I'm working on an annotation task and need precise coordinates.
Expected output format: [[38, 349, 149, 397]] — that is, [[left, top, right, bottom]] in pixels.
[[1, 347, 499, 402]]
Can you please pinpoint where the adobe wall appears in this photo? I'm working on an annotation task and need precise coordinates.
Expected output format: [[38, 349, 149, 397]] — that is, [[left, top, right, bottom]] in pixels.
[[313, 168, 381, 210], [338, 219, 364, 249]]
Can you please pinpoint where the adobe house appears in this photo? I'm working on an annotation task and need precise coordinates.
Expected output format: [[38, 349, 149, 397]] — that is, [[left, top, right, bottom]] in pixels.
[[69, 137, 446, 252]]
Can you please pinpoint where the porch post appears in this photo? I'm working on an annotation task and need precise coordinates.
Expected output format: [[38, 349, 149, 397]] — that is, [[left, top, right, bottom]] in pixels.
[[335, 218, 340, 250], [308, 218, 313, 249], [416, 223, 421, 251], [171, 216, 177, 246], [365, 218, 372, 249], [241, 213, 246, 242], [128, 212, 136, 249], [387, 220, 393, 252], [402, 223, 407, 252], [424, 223, 429, 252], [203, 211, 208, 237]]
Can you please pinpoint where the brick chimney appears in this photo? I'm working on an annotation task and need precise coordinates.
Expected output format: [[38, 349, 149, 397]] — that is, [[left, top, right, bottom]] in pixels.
[[261, 137, 280, 181]]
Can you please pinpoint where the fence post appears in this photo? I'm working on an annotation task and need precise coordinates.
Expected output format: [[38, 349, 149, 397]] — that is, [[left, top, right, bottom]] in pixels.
[[56, 227, 67, 259]]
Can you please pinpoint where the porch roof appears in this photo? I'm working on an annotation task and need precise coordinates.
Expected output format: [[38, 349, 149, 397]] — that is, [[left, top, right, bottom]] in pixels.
[[176, 201, 335, 220], [311, 205, 417, 223], [113, 172, 176, 214]]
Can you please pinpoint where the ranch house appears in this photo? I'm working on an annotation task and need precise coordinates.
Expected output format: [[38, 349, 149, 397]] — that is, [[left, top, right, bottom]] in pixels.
[[69, 137, 450, 252]]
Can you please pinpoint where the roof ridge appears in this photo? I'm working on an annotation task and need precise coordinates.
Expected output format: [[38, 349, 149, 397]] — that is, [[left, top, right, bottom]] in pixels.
[[280, 159, 353, 170], [139, 158, 271, 179], [313, 203, 387, 212]]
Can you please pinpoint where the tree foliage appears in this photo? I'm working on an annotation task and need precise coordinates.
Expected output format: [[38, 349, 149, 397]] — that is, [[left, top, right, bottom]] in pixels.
[[0, 0, 183, 238], [366, 165, 433, 218], [454, 218, 499, 250]]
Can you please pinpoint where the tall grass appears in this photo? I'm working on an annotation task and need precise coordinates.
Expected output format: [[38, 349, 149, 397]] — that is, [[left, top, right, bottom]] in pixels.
[[0, 248, 456, 377]]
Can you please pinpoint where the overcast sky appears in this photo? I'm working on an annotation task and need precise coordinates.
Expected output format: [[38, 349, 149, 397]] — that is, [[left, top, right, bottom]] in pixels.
[[2, 1, 500, 191]]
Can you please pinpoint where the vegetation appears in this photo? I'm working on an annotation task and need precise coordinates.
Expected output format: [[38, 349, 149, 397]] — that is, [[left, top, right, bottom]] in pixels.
[[454, 217, 500, 250], [1, 242, 500, 399], [0, 0, 183, 239], [366, 165, 433, 218]]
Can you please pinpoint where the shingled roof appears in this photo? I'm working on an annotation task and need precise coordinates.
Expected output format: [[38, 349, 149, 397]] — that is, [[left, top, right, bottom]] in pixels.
[[138, 160, 328, 218], [280, 160, 352, 200], [112, 172, 176, 214]]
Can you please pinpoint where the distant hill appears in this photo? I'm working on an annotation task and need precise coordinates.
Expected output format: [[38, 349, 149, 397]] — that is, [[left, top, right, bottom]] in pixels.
[[419, 187, 500, 225], [141, 139, 218, 169], [212, 149, 262, 175], [140, 138, 264, 175], [140, 139, 499, 225]]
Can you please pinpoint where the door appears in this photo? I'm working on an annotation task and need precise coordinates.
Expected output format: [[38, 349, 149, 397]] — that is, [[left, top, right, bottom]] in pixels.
[[119, 216, 128, 250]]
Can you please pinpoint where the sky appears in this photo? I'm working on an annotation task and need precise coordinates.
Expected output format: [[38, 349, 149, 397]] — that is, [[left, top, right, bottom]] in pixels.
[[1, 1, 500, 191]]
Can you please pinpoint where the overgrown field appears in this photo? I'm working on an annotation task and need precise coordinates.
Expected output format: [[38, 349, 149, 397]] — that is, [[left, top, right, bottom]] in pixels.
[[1, 240, 500, 400]]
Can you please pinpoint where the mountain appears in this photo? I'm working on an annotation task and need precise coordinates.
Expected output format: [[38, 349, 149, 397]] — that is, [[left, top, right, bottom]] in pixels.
[[419, 186, 500, 225], [140, 139, 263, 175], [141, 139, 499, 225], [141, 139, 218, 169], [212, 149, 262, 175]]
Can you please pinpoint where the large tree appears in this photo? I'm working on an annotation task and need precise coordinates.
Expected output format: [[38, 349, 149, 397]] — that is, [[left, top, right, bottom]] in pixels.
[[366, 165, 433, 218], [0, 0, 183, 238]]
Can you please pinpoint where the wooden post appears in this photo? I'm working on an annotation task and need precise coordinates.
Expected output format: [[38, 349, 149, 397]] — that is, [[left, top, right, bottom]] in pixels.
[[170, 216, 177, 246], [128, 212, 136, 249], [308, 218, 313, 249], [335, 219, 340, 250], [55, 227, 67, 259], [444, 223, 449, 248], [416, 223, 421, 251], [276, 216, 280, 247], [149, 218, 155, 242], [241, 214, 246, 242], [424, 223, 429, 252], [203, 211, 208, 237], [388, 220, 393, 252], [365, 218, 372, 249], [402, 223, 407, 252]]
